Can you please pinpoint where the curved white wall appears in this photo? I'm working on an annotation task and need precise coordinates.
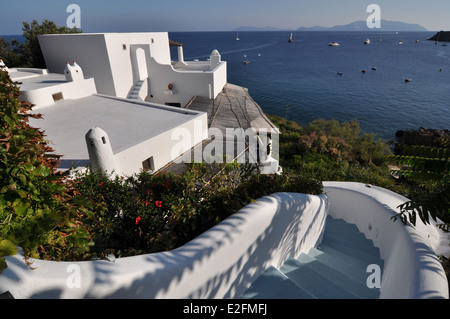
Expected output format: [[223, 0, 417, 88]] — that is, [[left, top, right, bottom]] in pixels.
[[0, 192, 328, 299], [323, 181, 449, 299]]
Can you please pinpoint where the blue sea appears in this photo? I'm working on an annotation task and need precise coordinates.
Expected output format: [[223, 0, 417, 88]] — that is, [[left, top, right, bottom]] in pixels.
[[169, 31, 450, 140], [2, 32, 449, 140]]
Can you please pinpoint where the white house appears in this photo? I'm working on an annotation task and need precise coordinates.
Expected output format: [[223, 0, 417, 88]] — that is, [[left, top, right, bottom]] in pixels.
[[38, 32, 227, 107], [7, 60, 208, 177], [4, 32, 280, 176]]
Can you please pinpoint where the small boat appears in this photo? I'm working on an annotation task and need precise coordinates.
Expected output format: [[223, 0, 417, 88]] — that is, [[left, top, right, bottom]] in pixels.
[[398, 41, 403, 45], [288, 32, 293, 43], [364, 39, 371, 45], [415, 39, 420, 43], [329, 42, 340, 47], [404, 78, 412, 83], [371, 67, 377, 71], [337, 72, 343, 76], [442, 44, 448, 47], [243, 60, 250, 65], [236, 33, 240, 41], [362, 69, 367, 73]]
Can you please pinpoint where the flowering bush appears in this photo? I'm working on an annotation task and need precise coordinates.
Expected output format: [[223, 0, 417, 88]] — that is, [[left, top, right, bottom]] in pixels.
[[0, 67, 93, 271], [73, 163, 322, 259]]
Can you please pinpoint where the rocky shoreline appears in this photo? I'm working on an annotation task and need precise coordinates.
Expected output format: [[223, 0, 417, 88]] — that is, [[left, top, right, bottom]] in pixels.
[[428, 31, 450, 42], [394, 127, 450, 153]]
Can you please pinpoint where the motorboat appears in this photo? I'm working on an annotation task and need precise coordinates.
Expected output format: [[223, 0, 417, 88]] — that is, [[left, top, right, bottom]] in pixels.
[[364, 39, 370, 45], [329, 42, 340, 47]]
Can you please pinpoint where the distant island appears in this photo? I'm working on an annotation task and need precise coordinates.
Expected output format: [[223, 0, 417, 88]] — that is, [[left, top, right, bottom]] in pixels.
[[428, 31, 450, 42], [235, 20, 427, 32]]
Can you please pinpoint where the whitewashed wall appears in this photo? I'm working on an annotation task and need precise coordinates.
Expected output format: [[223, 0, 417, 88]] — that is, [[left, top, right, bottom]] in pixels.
[[39, 34, 117, 96], [0, 192, 328, 299], [39, 33, 227, 107], [19, 78, 97, 109], [323, 181, 449, 299], [113, 108, 208, 176]]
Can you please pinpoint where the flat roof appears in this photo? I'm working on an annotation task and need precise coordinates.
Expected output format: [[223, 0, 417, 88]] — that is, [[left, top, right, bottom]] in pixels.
[[10, 70, 68, 91], [28, 94, 204, 170]]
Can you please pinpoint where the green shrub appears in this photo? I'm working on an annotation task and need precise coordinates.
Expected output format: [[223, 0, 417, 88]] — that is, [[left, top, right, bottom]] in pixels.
[[0, 68, 93, 271], [388, 143, 450, 229], [72, 163, 322, 259]]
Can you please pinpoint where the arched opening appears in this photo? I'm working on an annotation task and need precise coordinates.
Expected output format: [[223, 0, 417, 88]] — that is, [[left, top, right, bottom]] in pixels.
[[135, 48, 148, 81]]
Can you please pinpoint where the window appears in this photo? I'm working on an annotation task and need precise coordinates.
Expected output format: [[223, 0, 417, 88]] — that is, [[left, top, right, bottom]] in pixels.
[[122, 44, 127, 50], [142, 156, 155, 172], [52, 92, 64, 102]]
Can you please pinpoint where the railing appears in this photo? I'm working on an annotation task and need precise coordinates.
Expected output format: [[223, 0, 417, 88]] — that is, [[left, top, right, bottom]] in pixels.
[[323, 181, 449, 299], [0, 192, 328, 299]]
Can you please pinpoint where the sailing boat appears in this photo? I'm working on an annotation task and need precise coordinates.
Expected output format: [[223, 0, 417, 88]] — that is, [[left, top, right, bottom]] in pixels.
[[288, 32, 293, 43], [236, 33, 240, 41]]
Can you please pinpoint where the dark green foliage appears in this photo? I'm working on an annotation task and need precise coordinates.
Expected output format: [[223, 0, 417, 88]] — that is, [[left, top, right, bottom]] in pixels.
[[72, 163, 322, 258], [20, 19, 81, 68], [269, 116, 393, 182], [0, 19, 81, 68], [0, 38, 22, 67], [388, 144, 450, 229], [0, 68, 93, 271]]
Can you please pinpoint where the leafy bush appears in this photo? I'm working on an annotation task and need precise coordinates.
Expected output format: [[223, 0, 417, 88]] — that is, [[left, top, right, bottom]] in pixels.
[[388, 143, 450, 229], [0, 67, 93, 271], [72, 163, 323, 259], [269, 116, 393, 179], [0, 19, 81, 68]]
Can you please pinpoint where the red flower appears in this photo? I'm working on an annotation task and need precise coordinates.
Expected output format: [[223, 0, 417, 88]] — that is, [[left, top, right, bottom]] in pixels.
[[143, 200, 150, 206], [99, 182, 104, 187], [155, 201, 162, 208], [135, 216, 141, 225], [146, 189, 151, 195]]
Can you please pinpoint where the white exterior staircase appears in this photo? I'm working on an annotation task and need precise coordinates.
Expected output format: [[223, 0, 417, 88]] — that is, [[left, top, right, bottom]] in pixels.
[[127, 80, 144, 100], [241, 216, 384, 299]]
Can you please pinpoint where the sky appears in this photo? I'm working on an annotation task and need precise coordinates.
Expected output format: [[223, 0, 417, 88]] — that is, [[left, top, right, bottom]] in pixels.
[[1, 0, 449, 35]]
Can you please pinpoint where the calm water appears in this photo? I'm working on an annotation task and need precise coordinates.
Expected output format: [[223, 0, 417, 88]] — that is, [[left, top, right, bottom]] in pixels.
[[3, 32, 449, 140], [170, 31, 450, 140]]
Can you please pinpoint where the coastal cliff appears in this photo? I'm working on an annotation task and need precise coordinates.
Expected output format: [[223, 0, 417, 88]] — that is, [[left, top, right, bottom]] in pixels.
[[428, 31, 450, 42]]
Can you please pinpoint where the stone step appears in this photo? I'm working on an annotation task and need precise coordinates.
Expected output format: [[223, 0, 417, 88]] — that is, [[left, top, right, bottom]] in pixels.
[[281, 257, 358, 299], [240, 215, 384, 299], [240, 266, 315, 299]]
